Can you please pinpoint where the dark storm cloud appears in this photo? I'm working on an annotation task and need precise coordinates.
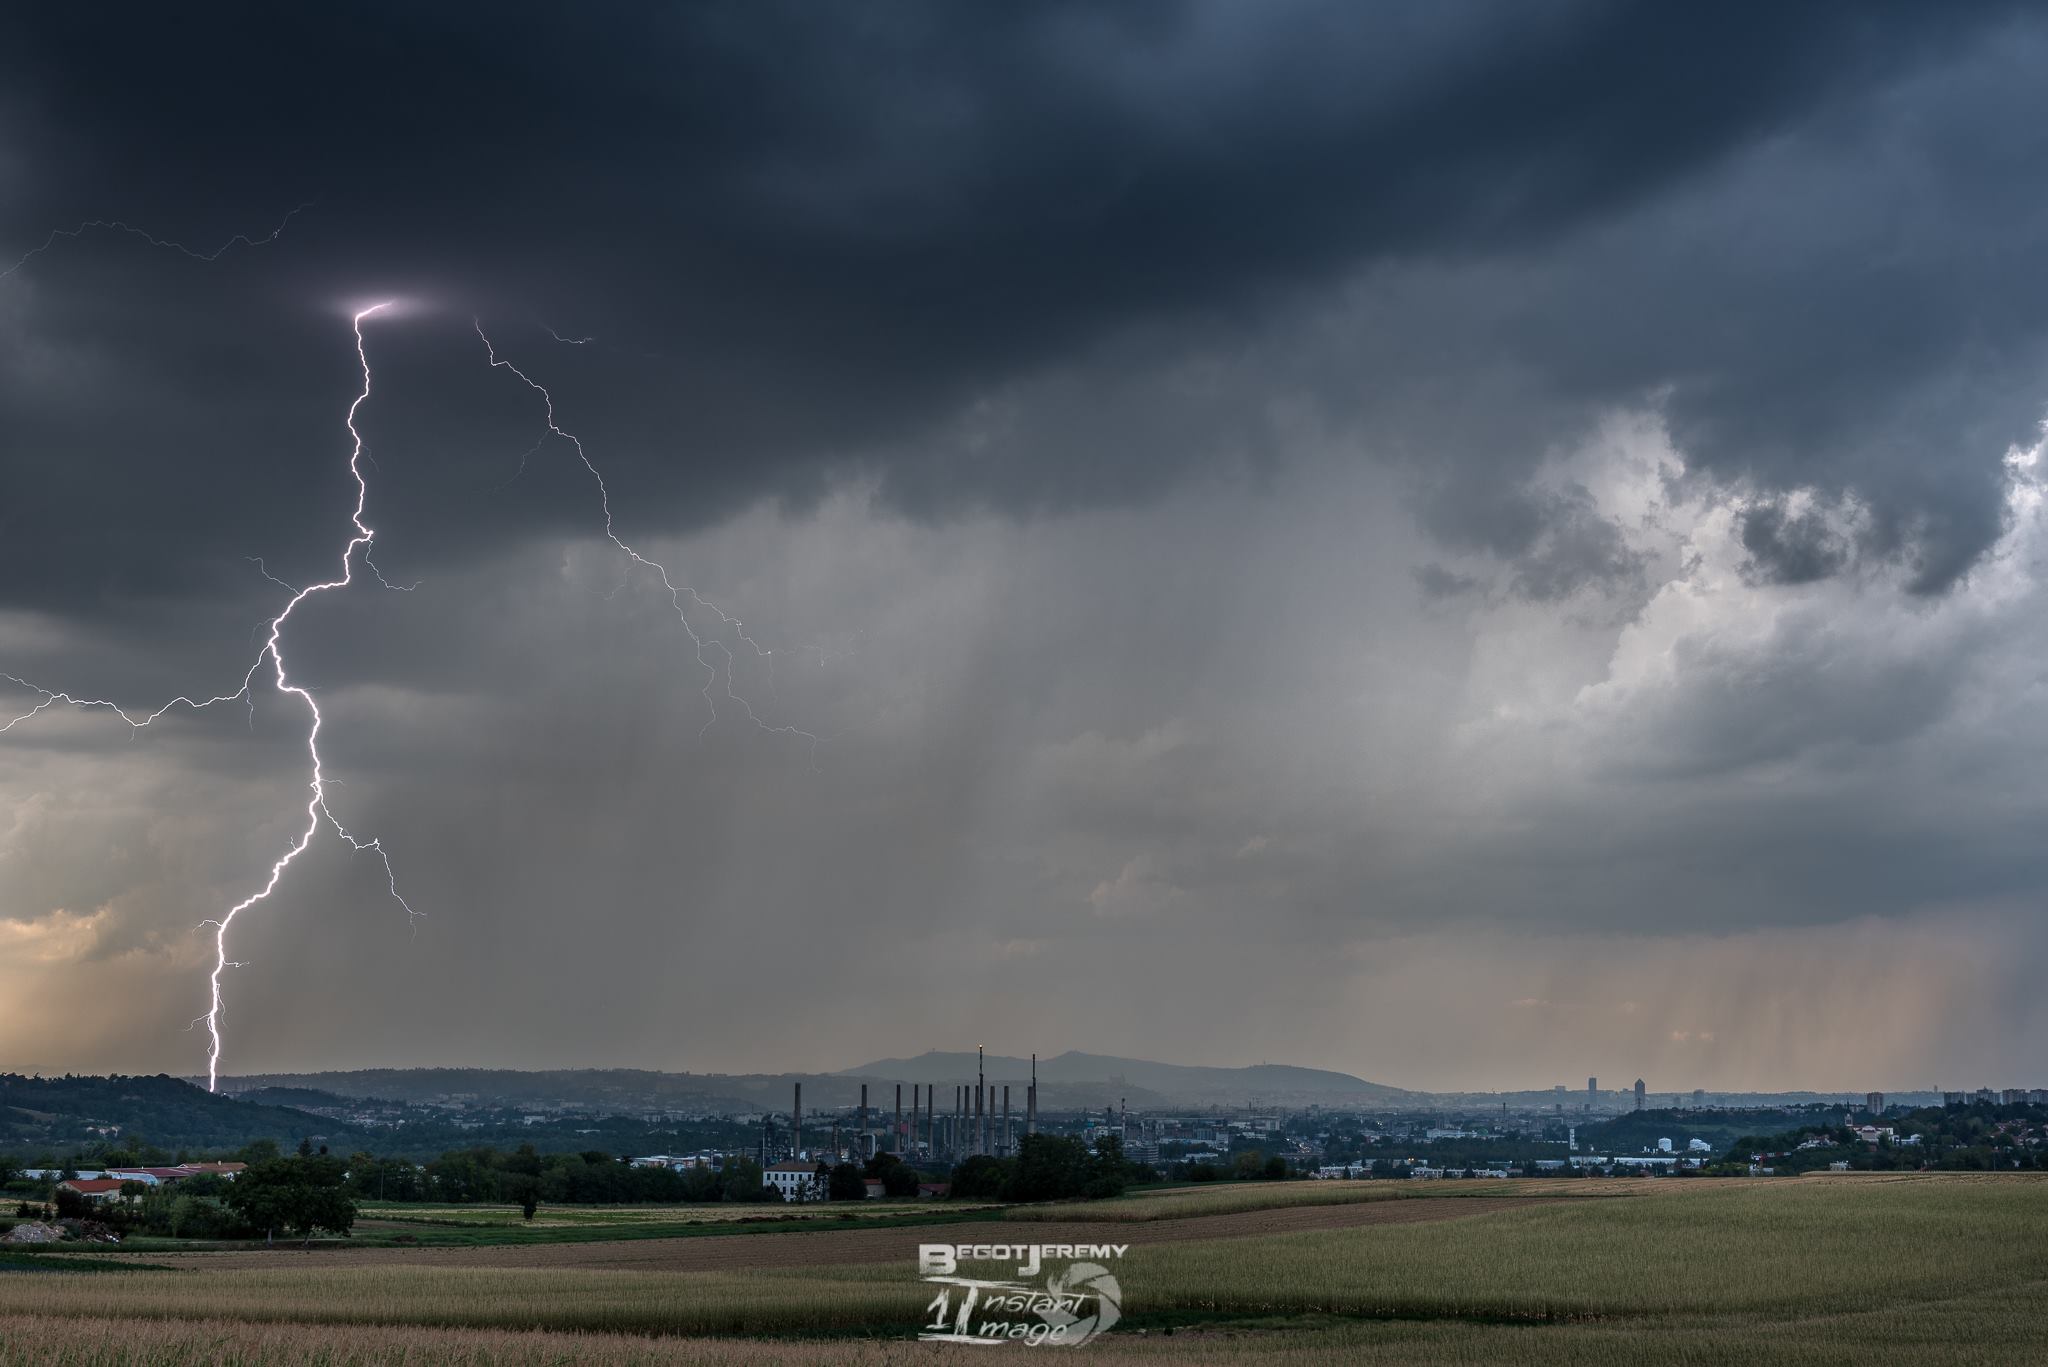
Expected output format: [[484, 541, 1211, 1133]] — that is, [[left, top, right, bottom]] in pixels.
[[12, 3, 2048, 1089], [3, 0, 2038, 616], [1738, 500, 1851, 586]]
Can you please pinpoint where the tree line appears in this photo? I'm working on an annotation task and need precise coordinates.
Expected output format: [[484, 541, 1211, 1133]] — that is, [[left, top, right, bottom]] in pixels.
[[948, 1134, 1150, 1201]]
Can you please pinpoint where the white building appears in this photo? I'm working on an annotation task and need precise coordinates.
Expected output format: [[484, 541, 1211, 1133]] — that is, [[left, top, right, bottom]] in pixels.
[[763, 1159, 826, 1202]]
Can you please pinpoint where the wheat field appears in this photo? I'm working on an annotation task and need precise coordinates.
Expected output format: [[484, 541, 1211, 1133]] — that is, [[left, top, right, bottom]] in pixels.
[[0, 1175, 2041, 1363]]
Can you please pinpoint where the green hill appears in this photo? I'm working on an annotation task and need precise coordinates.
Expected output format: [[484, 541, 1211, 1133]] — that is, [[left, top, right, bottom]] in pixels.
[[0, 1073, 352, 1154]]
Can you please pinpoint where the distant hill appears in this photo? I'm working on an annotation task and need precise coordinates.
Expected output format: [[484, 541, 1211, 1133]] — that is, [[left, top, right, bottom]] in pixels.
[[836, 1050, 1414, 1109], [222, 1067, 791, 1113], [221, 1055, 1412, 1115], [0, 1073, 353, 1154]]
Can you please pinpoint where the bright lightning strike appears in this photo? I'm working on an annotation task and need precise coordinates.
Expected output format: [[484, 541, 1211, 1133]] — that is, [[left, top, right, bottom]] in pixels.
[[1, 303, 417, 1090], [0, 203, 310, 283], [475, 322, 822, 755]]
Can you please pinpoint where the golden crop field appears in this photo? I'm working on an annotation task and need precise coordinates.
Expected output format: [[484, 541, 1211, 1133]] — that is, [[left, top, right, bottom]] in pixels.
[[0, 1175, 2042, 1364]]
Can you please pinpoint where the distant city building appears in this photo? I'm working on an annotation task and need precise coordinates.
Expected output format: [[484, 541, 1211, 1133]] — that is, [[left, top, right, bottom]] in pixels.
[[1866, 1092, 1885, 1113], [1588, 1077, 1598, 1098], [1634, 1079, 1646, 1111], [1692, 1088, 1706, 1107]]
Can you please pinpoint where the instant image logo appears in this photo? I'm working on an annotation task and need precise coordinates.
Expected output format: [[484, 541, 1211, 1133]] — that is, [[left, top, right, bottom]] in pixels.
[[917, 1242, 1126, 1346]]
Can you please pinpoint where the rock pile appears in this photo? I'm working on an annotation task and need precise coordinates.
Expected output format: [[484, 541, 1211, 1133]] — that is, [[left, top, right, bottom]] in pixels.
[[1, 1222, 62, 1244]]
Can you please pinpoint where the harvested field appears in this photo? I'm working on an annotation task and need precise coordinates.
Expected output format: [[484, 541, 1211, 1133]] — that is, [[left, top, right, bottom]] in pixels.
[[103, 1196, 1545, 1273], [1010, 1178, 1616, 1222]]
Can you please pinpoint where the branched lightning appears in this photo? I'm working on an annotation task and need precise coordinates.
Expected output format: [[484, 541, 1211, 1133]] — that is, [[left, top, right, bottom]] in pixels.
[[0, 203, 311, 283], [475, 321, 822, 754], [1, 303, 417, 1089], [6, 207, 825, 1081]]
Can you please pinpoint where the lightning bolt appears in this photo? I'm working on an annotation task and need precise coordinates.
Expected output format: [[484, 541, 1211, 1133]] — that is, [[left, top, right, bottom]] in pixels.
[[475, 322, 821, 753], [0, 203, 310, 283], [2, 303, 416, 1090], [6, 209, 824, 1081]]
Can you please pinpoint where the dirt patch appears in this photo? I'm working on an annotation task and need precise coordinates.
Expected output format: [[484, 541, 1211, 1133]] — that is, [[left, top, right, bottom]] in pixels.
[[120, 1197, 1549, 1274]]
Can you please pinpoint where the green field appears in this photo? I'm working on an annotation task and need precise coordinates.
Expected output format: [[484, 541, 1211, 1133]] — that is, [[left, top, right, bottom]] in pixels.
[[0, 1175, 2042, 1363]]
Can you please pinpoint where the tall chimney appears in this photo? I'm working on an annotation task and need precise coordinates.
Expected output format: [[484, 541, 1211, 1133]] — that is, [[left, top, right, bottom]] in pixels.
[[1002, 1085, 1011, 1156], [1029, 1053, 1038, 1136], [793, 1082, 802, 1158], [859, 1084, 869, 1156], [977, 1045, 986, 1156], [895, 1084, 903, 1155]]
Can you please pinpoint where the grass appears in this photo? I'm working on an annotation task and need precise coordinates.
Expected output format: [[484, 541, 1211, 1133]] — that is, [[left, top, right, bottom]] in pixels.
[[1089, 1179, 2048, 1323], [0, 1176, 2040, 1363], [29, 1202, 994, 1256], [0, 1253, 128, 1274]]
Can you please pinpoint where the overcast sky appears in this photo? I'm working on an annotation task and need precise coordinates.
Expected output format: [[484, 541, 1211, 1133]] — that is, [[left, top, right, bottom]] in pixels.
[[4, 2, 2047, 1093]]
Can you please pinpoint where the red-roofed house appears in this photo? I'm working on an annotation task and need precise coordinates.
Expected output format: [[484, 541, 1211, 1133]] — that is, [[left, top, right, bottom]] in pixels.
[[57, 1178, 136, 1203]]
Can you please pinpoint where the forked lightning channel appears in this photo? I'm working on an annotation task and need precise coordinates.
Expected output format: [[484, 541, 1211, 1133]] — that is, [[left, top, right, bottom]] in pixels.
[[3, 305, 416, 1090], [3, 215, 821, 1087]]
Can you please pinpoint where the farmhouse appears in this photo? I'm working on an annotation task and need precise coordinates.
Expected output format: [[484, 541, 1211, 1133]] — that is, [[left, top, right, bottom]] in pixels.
[[56, 1178, 134, 1203]]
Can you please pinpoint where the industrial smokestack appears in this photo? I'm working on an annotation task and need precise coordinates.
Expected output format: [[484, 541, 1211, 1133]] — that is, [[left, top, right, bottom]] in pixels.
[[859, 1083, 868, 1156], [895, 1083, 903, 1155], [794, 1082, 802, 1157], [1002, 1085, 1010, 1156], [1029, 1053, 1037, 1136], [977, 1045, 986, 1156]]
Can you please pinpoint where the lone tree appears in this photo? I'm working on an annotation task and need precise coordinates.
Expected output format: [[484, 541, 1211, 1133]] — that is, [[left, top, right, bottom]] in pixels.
[[225, 1154, 356, 1244], [864, 1152, 920, 1198], [828, 1162, 868, 1201]]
